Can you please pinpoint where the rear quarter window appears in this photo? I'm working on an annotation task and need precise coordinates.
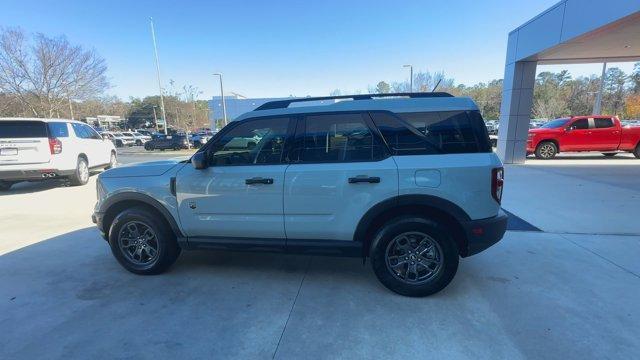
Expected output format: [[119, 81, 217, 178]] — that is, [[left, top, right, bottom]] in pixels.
[[47, 122, 69, 138], [370, 110, 491, 155], [0, 121, 48, 138]]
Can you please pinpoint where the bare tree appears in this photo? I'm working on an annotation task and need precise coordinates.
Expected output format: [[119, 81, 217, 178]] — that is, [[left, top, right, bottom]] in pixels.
[[0, 27, 108, 117]]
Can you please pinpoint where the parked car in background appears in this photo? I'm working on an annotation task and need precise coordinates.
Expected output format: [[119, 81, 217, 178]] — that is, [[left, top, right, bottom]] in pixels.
[[102, 132, 134, 148], [0, 118, 117, 190], [190, 131, 213, 148], [144, 134, 190, 151], [93, 92, 507, 297], [485, 121, 497, 134], [119, 132, 137, 145], [123, 131, 151, 146], [135, 129, 154, 137], [527, 115, 640, 159]]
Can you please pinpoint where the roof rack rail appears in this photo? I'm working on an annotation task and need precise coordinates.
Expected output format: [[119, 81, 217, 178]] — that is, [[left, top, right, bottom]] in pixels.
[[254, 92, 453, 111]]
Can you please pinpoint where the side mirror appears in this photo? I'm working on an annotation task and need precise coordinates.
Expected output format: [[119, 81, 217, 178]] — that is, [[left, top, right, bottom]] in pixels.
[[191, 151, 208, 170]]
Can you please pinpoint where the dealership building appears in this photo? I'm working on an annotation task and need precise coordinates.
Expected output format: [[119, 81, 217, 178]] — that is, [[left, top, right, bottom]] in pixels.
[[497, 0, 640, 163]]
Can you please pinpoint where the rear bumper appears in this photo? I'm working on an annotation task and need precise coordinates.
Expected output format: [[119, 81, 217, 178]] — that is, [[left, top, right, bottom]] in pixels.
[[461, 209, 508, 257], [0, 169, 75, 181]]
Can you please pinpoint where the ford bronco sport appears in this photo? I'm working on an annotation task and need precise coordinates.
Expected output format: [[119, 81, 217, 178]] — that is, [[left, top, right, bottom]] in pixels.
[[92, 93, 507, 297]]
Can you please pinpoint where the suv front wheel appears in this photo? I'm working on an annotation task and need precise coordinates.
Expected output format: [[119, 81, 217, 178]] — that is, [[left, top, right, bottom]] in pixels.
[[108, 207, 181, 274], [371, 217, 459, 297]]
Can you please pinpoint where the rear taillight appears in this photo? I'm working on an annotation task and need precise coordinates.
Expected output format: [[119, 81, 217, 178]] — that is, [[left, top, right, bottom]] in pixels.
[[491, 167, 504, 204], [49, 138, 62, 154]]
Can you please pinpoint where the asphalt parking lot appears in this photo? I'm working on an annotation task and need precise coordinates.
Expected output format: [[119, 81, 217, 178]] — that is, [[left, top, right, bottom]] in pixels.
[[1, 148, 639, 359]]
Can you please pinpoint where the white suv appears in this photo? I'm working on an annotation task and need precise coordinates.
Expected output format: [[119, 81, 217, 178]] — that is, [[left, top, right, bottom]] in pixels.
[[92, 93, 507, 296], [0, 118, 117, 190]]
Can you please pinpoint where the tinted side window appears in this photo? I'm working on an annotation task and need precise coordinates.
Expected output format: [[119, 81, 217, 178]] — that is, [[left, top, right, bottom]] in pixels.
[[83, 124, 102, 139], [210, 117, 289, 166], [372, 110, 490, 154], [47, 123, 69, 138], [594, 118, 614, 128], [369, 112, 438, 155], [0, 121, 47, 138], [71, 123, 90, 138], [295, 113, 383, 163], [569, 119, 589, 130]]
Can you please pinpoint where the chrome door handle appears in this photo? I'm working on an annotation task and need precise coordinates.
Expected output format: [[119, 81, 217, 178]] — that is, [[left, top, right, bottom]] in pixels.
[[348, 176, 380, 184], [245, 177, 274, 185]]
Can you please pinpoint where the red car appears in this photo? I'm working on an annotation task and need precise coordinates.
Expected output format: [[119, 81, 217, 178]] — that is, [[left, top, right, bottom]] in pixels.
[[527, 116, 640, 159]]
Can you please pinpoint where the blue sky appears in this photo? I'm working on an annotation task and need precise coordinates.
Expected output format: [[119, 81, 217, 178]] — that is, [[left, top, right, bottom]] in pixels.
[[1, 0, 635, 100]]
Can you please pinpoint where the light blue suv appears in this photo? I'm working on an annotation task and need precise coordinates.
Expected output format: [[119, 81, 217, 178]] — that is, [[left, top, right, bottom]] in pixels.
[[92, 93, 507, 296]]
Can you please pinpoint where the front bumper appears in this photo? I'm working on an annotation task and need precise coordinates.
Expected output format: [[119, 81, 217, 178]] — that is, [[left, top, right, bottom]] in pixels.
[[92, 211, 108, 240], [462, 209, 508, 257]]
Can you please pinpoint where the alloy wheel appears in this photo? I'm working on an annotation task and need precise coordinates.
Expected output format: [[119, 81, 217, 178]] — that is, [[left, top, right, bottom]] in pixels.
[[79, 160, 89, 182], [539, 144, 555, 158], [385, 231, 443, 284], [117, 221, 160, 266]]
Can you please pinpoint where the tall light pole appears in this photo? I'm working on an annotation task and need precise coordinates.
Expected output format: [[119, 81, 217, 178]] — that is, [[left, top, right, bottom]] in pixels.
[[593, 62, 607, 115], [153, 106, 158, 132], [213, 73, 228, 126], [403, 64, 413, 92], [150, 17, 168, 134]]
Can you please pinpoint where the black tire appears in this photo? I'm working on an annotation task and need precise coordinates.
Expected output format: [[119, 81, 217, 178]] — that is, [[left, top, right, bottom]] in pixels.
[[634, 144, 640, 159], [535, 141, 557, 159], [136, 140, 142, 146], [116, 140, 123, 148], [370, 216, 459, 297], [144, 143, 154, 151], [69, 157, 89, 186], [105, 151, 117, 170], [108, 207, 181, 275], [0, 180, 14, 191], [602, 153, 617, 157]]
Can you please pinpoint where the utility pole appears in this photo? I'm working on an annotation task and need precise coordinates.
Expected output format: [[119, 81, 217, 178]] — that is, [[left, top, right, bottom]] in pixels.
[[150, 17, 168, 134], [403, 64, 413, 92], [593, 62, 607, 115], [213, 73, 228, 126]]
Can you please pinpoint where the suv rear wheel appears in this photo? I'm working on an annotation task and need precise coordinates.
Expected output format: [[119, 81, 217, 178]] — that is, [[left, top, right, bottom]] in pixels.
[[105, 152, 117, 170], [370, 217, 459, 297], [108, 207, 181, 274], [535, 141, 557, 159], [634, 144, 640, 159], [69, 157, 89, 186]]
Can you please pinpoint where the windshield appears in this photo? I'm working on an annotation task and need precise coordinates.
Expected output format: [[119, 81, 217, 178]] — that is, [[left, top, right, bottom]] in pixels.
[[540, 118, 570, 128]]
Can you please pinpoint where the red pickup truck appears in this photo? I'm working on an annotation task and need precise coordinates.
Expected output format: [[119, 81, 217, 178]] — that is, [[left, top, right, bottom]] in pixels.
[[527, 116, 640, 159]]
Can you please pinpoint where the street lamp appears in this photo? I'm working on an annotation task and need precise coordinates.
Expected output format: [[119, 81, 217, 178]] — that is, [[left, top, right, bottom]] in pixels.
[[213, 73, 228, 126], [150, 17, 168, 134], [403, 64, 413, 92]]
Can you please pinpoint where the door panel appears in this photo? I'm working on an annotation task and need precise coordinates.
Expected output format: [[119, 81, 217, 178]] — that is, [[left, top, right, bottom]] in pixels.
[[176, 164, 287, 238], [176, 116, 291, 239], [284, 158, 398, 241], [283, 112, 397, 241], [560, 118, 590, 151], [590, 118, 619, 151]]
